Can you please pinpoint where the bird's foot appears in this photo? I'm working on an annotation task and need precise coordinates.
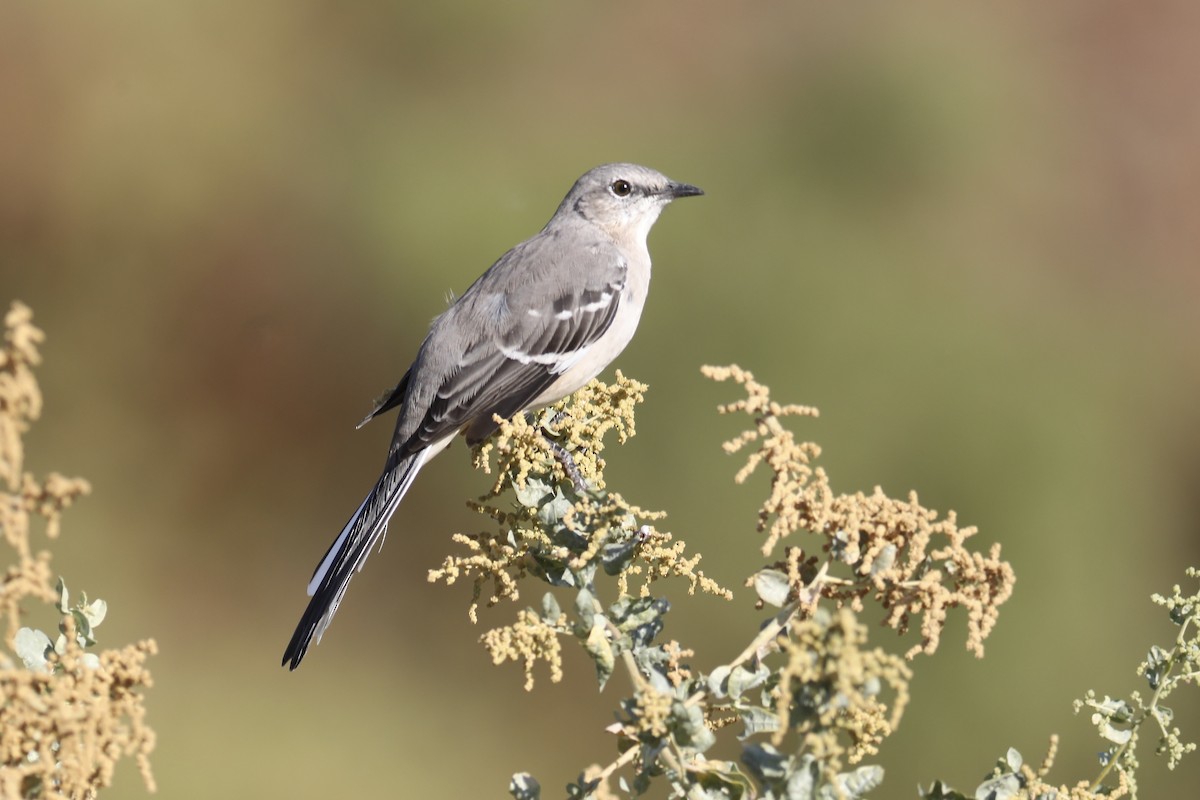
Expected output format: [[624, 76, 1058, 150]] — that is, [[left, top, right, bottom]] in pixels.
[[544, 436, 589, 494]]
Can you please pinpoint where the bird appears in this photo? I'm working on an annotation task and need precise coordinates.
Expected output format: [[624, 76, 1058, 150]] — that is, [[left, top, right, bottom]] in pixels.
[[282, 163, 703, 670]]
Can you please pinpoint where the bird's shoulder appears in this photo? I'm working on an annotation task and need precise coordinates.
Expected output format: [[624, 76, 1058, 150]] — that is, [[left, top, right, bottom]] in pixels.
[[418, 224, 624, 352], [501, 222, 625, 278], [494, 226, 627, 310]]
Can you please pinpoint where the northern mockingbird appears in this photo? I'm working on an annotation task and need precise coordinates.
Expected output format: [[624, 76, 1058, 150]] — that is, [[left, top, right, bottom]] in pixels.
[[282, 163, 703, 669]]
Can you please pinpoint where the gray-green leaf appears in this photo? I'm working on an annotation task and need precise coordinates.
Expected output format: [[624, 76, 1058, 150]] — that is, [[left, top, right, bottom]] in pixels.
[[81, 597, 107, 629], [974, 773, 1020, 800], [540, 592, 561, 623], [753, 569, 791, 608], [737, 706, 781, 740], [509, 772, 541, 800], [515, 478, 551, 508], [55, 577, 69, 613], [15, 628, 53, 672], [537, 489, 572, 528], [583, 619, 614, 689], [834, 765, 884, 798]]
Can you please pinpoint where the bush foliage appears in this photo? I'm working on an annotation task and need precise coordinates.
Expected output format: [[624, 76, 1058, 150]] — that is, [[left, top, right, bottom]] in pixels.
[[0, 302, 157, 799], [430, 364, 1195, 799]]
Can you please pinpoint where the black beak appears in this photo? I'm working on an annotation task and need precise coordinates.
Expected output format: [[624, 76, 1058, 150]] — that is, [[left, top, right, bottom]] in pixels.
[[665, 181, 704, 199]]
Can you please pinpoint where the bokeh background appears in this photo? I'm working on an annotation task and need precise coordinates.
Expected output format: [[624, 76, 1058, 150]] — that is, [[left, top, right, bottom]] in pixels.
[[4, 1, 1199, 797]]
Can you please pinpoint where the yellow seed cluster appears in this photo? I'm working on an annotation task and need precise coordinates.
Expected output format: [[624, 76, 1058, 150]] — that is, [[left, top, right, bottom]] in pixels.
[[613, 526, 732, 602], [427, 532, 531, 623], [0, 302, 157, 798], [772, 609, 910, 774], [471, 371, 647, 495], [0, 303, 44, 491], [704, 364, 1014, 659], [632, 685, 673, 738], [432, 374, 730, 645], [471, 409, 555, 495], [0, 634, 159, 797], [479, 608, 565, 692], [1010, 735, 1132, 800], [660, 640, 694, 687]]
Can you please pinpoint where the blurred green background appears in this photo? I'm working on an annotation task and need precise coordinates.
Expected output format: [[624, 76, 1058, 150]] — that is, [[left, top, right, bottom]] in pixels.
[[4, 1, 1199, 797]]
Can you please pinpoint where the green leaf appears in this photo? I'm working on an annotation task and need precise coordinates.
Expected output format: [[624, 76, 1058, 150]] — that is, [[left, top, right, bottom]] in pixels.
[[566, 773, 601, 799], [833, 765, 884, 798], [574, 562, 597, 588], [973, 773, 1020, 800], [537, 488, 572, 528], [737, 706, 782, 740], [741, 743, 789, 783], [645, 668, 673, 695], [612, 596, 669, 635], [509, 773, 541, 800], [919, 780, 971, 800], [538, 567, 574, 588], [601, 539, 638, 576], [1092, 696, 1133, 723], [1144, 644, 1170, 690], [687, 782, 735, 800], [70, 608, 95, 647], [1098, 720, 1132, 745], [14, 628, 53, 672], [540, 592, 561, 623], [707, 665, 732, 698], [515, 478, 551, 508], [688, 760, 754, 799], [785, 757, 819, 800], [753, 569, 791, 608], [583, 619, 614, 690], [673, 700, 716, 752], [868, 544, 896, 577], [81, 597, 107, 629], [55, 577, 69, 613], [727, 664, 770, 700], [574, 588, 597, 630]]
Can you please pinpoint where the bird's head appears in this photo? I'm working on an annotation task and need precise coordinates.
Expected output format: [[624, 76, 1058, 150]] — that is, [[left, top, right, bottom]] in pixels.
[[559, 163, 703, 243]]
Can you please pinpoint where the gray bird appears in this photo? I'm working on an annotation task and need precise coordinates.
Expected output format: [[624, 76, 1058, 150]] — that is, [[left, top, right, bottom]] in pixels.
[[283, 163, 703, 669]]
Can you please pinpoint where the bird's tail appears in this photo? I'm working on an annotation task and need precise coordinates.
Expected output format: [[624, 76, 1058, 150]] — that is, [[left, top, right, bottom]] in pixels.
[[282, 448, 429, 670]]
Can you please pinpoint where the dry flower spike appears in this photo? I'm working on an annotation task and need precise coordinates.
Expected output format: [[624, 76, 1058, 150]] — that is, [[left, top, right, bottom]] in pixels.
[[431, 372, 730, 692], [0, 302, 157, 798], [704, 365, 1014, 659]]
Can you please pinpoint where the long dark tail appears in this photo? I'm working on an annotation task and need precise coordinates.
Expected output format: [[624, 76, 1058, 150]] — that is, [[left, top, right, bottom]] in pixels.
[[282, 448, 429, 670]]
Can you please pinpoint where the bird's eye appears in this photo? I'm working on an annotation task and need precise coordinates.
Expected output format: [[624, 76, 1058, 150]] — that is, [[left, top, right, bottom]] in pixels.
[[610, 179, 632, 197]]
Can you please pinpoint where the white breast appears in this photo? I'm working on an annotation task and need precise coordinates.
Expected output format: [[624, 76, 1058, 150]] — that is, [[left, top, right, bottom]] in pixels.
[[532, 253, 651, 406]]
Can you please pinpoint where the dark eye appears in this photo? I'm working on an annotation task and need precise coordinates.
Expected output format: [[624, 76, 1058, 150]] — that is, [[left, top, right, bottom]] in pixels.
[[610, 179, 632, 197]]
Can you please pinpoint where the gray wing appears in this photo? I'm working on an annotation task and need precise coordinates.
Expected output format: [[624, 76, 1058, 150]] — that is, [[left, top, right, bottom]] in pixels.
[[398, 268, 628, 455], [392, 238, 627, 458]]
